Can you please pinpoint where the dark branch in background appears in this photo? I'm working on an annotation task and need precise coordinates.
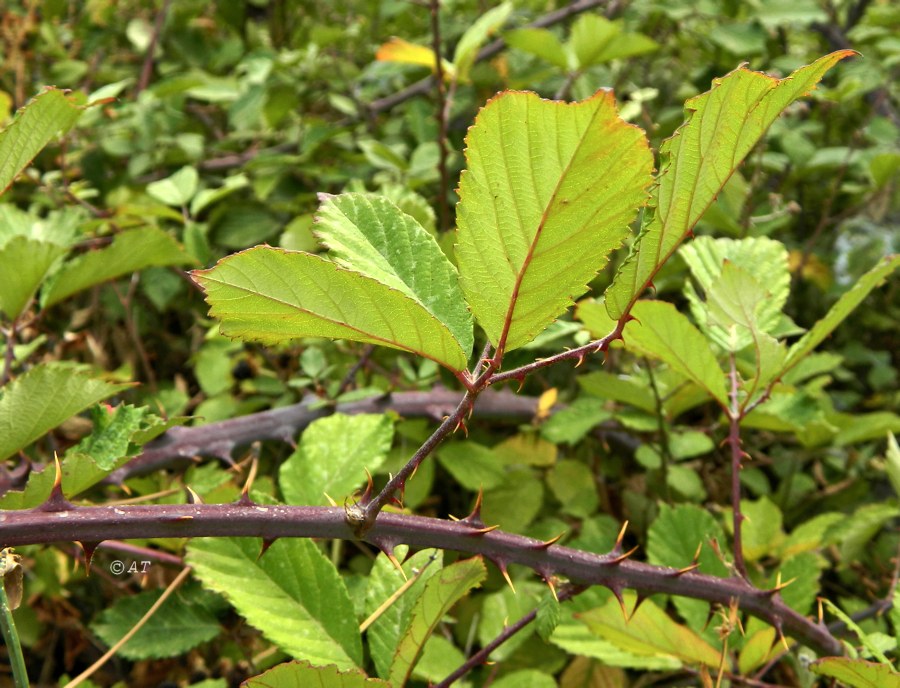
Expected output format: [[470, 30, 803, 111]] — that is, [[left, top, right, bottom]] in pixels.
[[107, 388, 542, 483], [0, 502, 843, 656], [134, 0, 173, 96], [367, 0, 621, 115]]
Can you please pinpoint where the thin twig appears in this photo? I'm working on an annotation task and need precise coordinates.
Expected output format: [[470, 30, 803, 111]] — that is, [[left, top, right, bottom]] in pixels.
[[434, 585, 582, 688], [1, 317, 17, 385], [429, 0, 452, 233], [644, 358, 672, 503], [135, 0, 173, 96]]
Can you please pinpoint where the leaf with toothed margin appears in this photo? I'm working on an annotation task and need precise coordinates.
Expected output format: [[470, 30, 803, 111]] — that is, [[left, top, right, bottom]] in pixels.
[[193, 244, 470, 372], [455, 89, 653, 353], [186, 537, 362, 669], [622, 301, 728, 407], [810, 657, 900, 688], [279, 413, 394, 507], [0, 362, 132, 463], [578, 591, 721, 668], [364, 547, 444, 680], [243, 660, 391, 687], [604, 51, 855, 320], [387, 557, 486, 687], [314, 193, 473, 359]]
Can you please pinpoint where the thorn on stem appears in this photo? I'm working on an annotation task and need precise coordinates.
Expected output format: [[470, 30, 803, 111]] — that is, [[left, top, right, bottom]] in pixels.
[[76, 541, 101, 575], [534, 532, 565, 550], [38, 454, 73, 512], [185, 485, 203, 504], [613, 521, 629, 554], [258, 538, 277, 561]]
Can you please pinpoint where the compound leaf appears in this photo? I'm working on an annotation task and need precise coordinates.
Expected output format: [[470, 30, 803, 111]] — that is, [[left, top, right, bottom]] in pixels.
[[456, 89, 652, 353], [605, 51, 854, 320], [194, 246, 470, 371], [187, 537, 362, 669]]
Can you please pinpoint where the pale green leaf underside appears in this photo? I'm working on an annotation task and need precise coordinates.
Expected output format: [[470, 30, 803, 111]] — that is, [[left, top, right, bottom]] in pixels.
[[605, 51, 854, 320], [315, 193, 473, 358], [194, 247, 469, 371], [0, 362, 131, 462], [456, 89, 653, 352], [243, 661, 391, 688], [186, 537, 362, 669], [388, 557, 486, 687], [0, 87, 87, 196], [623, 300, 728, 406], [279, 413, 394, 506], [781, 254, 899, 375], [42, 227, 192, 307], [0, 237, 66, 319]]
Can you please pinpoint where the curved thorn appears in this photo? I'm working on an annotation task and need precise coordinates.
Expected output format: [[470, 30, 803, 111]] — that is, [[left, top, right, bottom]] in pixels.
[[610, 544, 640, 565], [38, 454, 73, 512], [672, 562, 701, 576], [323, 492, 338, 507], [534, 531, 565, 549], [258, 538, 277, 561], [461, 489, 484, 527], [76, 541, 101, 575], [613, 521, 629, 554], [467, 524, 500, 535], [185, 486, 203, 504], [239, 453, 260, 505]]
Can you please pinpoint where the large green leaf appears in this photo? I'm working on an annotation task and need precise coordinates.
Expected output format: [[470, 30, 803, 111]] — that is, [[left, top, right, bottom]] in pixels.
[[623, 300, 728, 406], [0, 237, 67, 320], [578, 592, 721, 668], [279, 413, 394, 506], [0, 87, 89, 195], [0, 362, 131, 462], [243, 661, 390, 688], [605, 51, 854, 320], [41, 227, 192, 307], [388, 557, 486, 687], [315, 193, 472, 358], [194, 246, 470, 371], [456, 89, 653, 353], [810, 658, 900, 688], [780, 255, 900, 375], [186, 537, 362, 669]]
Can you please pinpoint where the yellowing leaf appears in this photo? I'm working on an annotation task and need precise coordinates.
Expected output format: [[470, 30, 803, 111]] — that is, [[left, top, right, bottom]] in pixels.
[[456, 90, 653, 353], [578, 592, 721, 668], [376, 38, 454, 77], [810, 658, 900, 688], [537, 388, 558, 420]]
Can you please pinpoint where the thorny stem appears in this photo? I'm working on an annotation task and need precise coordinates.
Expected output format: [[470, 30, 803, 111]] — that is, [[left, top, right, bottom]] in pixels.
[[434, 585, 583, 688], [0, 503, 843, 656], [727, 354, 749, 579]]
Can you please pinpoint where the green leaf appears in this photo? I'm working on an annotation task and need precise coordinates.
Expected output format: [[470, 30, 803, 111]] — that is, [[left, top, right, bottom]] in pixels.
[[536, 592, 561, 642], [387, 557, 486, 687], [570, 15, 658, 67], [280, 413, 394, 506], [452, 2, 513, 82], [547, 459, 599, 518], [315, 193, 473, 359], [456, 90, 652, 353], [41, 227, 193, 307], [578, 371, 656, 412], [738, 497, 785, 562], [810, 658, 900, 688], [243, 661, 390, 688], [365, 548, 444, 680], [578, 592, 721, 668], [781, 255, 900, 376], [146, 165, 199, 206], [194, 246, 470, 371], [605, 51, 853, 320], [623, 301, 728, 407], [186, 537, 362, 669], [769, 552, 822, 615], [490, 670, 557, 688], [0, 237, 67, 319], [436, 441, 506, 491], [504, 28, 570, 70], [91, 584, 220, 660], [0, 362, 131, 462], [0, 87, 90, 196], [481, 469, 544, 532], [540, 398, 612, 445]]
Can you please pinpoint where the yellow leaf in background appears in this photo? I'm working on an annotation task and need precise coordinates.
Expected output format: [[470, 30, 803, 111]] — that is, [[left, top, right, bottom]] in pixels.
[[375, 38, 455, 78], [537, 388, 558, 420]]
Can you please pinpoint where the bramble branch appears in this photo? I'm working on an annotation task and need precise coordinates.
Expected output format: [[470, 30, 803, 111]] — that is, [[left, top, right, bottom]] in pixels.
[[0, 501, 843, 656]]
